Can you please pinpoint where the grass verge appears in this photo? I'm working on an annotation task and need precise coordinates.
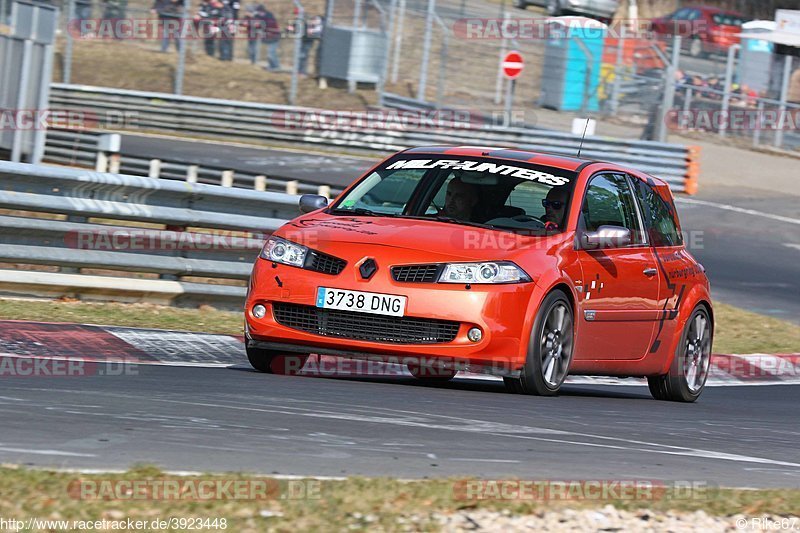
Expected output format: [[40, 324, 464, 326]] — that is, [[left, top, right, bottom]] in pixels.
[[0, 298, 797, 354], [0, 465, 798, 532]]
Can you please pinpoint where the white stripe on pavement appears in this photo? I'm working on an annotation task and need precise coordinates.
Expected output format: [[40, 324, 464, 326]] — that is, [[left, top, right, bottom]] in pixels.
[[676, 198, 800, 226]]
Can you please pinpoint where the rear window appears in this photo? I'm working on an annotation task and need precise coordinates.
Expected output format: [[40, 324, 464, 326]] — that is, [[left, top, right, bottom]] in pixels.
[[712, 13, 745, 26]]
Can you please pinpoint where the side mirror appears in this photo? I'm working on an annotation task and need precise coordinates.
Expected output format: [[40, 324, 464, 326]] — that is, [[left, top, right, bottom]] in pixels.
[[580, 225, 632, 250], [299, 194, 328, 213]]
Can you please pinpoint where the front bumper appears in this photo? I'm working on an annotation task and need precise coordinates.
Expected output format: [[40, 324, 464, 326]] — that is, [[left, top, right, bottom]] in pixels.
[[244, 257, 536, 370]]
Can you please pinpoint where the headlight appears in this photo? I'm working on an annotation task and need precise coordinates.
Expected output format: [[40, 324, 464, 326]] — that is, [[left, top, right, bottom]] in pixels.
[[438, 262, 530, 284], [260, 236, 308, 267]]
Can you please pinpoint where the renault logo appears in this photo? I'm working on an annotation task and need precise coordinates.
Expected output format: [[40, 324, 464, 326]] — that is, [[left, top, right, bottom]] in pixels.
[[359, 258, 377, 280]]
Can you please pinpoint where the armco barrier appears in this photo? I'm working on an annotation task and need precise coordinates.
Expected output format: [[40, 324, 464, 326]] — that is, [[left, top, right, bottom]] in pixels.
[[48, 84, 700, 193], [43, 129, 339, 196], [0, 161, 300, 308]]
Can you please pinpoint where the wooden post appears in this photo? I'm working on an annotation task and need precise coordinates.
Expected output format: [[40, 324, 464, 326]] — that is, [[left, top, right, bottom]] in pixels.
[[221, 170, 234, 187], [148, 159, 161, 178], [254, 175, 267, 191]]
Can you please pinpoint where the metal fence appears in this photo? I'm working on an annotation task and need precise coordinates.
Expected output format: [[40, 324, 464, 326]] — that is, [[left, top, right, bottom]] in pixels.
[[48, 83, 701, 192], [0, 160, 300, 308]]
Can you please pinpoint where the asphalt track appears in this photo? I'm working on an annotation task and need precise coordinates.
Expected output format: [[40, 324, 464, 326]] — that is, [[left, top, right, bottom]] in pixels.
[[0, 361, 798, 488], [119, 133, 800, 323]]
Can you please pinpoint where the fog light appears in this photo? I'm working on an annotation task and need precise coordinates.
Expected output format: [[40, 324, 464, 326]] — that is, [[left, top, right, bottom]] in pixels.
[[252, 304, 266, 319], [467, 327, 482, 343]]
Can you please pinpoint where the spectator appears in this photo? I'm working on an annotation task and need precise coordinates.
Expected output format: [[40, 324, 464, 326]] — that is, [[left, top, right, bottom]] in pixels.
[[75, 0, 93, 36], [299, 14, 324, 76], [243, 5, 259, 64], [196, 0, 221, 57], [102, 0, 127, 20], [259, 4, 281, 71], [217, 0, 236, 61], [152, 0, 183, 52]]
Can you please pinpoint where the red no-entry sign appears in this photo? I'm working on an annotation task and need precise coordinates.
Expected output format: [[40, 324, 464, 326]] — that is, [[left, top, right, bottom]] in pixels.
[[502, 51, 524, 80]]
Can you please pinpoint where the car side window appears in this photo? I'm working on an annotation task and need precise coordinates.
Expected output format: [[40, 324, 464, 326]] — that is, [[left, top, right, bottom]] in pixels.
[[671, 8, 689, 19], [581, 174, 643, 244], [632, 179, 683, 247]]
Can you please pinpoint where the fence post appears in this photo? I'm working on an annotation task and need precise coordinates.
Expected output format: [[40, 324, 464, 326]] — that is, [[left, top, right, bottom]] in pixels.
[[286, 180, 299, 195], [719, 44, 740, 138], [609, 25, 625, 115], [377, 0, 397, 107], [254, 175, 267, 191], [64, 0, 74, 84], [775, 55, 793, 149], [149, 159, 161, 178], [174, 0, 190, 95], [186, 165, 198, 183], [494, 11, 510, 105], [221, 170, 234, 187], [435, 29, 448, 110], [655, 35, 681, 143], [416, 0, 436, 101], [317, 184, 331, 198], [289, 0, 304, 105], [390, 0, 406, 84], [753, 100, 763, 148]]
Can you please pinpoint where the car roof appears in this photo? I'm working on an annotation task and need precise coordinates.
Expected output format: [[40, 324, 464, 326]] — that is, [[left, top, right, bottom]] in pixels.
[[399, 145, 669, 188]]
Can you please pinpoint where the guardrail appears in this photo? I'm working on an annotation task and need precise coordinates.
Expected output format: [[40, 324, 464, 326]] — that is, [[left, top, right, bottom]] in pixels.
[[0, 161, 301, 308], [49, 84, 700, 194], [44, 129, 339, 196]]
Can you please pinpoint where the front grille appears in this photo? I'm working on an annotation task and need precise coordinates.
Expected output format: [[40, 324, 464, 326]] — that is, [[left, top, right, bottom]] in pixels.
[[391, 264, 442, 283], [306, 251, 346, 275], [273, 303, 460, 344]]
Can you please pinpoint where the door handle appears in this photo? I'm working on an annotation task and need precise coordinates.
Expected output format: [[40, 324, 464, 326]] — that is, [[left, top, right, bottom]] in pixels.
[[643, 268, 658, 277]]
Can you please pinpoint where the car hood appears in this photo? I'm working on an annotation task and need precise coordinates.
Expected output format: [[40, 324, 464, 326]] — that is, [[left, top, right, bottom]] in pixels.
[[278, 213, 563, 262]]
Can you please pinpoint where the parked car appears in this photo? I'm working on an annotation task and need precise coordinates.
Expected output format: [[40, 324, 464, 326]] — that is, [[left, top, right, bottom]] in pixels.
[[514, 0, 619, 22], [650, 5, 748, 57], [244, 147, 714, 402]]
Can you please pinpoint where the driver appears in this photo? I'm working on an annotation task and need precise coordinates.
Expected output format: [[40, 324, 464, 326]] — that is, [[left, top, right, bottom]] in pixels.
[[442, 177, 479, 220], [541, 186, 569, 229]]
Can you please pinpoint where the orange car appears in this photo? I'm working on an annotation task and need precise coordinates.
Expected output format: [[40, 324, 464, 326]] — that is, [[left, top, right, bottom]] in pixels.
[[244, 147, 713, 402]]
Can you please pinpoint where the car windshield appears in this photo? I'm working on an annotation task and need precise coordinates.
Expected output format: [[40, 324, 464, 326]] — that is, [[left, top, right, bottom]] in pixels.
[[329, 156, 578, 233]]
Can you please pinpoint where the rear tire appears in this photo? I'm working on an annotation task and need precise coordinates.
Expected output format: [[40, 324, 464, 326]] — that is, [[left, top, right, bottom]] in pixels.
[[246, 346, 308, 375], [648, 305, 713, 402], [505, 290, 574, 396]]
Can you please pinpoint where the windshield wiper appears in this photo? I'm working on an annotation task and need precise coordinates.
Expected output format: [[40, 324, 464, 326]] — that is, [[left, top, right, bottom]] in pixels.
[[395, 214, 497, 230], [329, 207, 398, 217]]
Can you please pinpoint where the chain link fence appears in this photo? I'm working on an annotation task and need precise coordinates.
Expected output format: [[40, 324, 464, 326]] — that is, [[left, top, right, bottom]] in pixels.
[[44, 0, 800, 151]]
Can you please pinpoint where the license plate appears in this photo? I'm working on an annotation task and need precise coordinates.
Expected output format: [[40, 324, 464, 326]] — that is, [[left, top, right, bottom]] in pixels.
[[316, 287, 406, 317]]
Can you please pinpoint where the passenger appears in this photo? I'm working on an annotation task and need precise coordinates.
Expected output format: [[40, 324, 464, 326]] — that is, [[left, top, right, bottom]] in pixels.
[[443, 177, 479, 221]]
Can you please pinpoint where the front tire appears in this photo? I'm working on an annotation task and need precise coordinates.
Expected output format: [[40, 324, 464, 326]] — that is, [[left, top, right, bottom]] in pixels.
[[505, 290, 574, 396], [246, 346, 308, 375], [648, 305, 713, 402]]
